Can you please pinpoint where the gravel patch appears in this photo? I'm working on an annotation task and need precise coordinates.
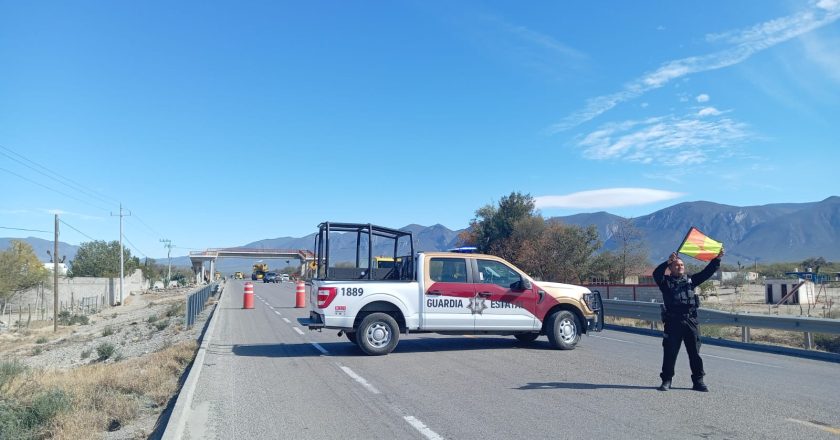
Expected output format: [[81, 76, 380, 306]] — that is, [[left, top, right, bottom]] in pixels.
[[0, 282, 224, 439]]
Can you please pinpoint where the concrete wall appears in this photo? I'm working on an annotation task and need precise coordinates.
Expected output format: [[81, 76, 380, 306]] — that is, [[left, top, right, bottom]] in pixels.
[[7, 269, 147, 315]]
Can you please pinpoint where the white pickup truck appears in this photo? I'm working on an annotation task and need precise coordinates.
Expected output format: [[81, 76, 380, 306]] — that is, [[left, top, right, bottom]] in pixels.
[[300, 222, 603, 355]]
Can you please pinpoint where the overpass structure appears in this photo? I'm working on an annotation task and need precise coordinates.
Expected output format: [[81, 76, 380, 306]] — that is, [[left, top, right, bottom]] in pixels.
[[189, 247, 314, 283]]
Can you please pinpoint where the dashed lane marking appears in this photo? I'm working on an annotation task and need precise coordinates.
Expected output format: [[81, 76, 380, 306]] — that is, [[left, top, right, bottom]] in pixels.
[[282, 318, 291, 324], [787, 418, 840, 435], [404, 416, 445, 440], [339, 365, 380, 394], [292, 327, 304, 335], [311, 342, 328, 355]]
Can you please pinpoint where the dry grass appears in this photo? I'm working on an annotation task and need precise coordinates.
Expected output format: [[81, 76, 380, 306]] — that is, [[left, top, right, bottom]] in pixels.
[[1, 340, 196, 439]]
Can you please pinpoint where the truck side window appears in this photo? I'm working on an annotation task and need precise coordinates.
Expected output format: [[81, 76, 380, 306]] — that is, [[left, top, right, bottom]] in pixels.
[[477, 259, 520, 288], [430, 258, 467, 283]]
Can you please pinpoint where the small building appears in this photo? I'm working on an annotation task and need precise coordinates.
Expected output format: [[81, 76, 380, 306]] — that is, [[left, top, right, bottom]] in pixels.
[[43, 262, 68, 276], [764, 278, 815, 305]]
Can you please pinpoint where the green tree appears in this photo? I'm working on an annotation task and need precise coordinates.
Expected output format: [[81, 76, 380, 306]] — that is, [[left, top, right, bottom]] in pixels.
[[68, 240, 140, 278], [460, 191, 538, 262], [589, 250, 623, 283], [0, 240, 50, 312], [534, 222, 601, 284]]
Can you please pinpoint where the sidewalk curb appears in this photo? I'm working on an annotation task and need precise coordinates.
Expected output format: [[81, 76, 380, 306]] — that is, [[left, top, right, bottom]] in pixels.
[[161, 284, 226, 440]]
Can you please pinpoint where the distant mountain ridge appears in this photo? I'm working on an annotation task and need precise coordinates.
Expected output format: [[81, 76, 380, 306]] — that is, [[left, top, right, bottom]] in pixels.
[[4, 197, 838, 271]]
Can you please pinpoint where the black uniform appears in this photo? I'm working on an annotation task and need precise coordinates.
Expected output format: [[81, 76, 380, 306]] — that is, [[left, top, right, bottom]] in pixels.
[[653, 257, 720, 385]]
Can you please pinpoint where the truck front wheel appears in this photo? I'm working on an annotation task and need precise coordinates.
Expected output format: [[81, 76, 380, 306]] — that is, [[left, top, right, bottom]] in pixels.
[[356, 313, 399, 355], [546, 310, 580, 350]]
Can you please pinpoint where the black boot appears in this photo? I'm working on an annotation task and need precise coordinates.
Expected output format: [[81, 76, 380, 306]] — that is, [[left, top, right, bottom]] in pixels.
[[657, 379, 671, 391], [692, 378, 708, 392]]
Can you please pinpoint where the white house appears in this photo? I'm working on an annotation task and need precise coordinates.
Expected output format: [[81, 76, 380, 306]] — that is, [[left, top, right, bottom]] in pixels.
[[764, 278, 815, 305]]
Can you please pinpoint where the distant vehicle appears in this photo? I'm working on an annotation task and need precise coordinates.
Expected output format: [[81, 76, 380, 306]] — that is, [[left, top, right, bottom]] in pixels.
[[280, 274, 290, 282], [234, 272, 244, 280], [264, 272, 278, 283], [253, 263, 269, 280]]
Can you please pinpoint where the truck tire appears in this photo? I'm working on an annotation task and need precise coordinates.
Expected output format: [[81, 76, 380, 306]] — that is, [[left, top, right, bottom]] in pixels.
[[546, 310, 580, 350], [345, 331, 358, 345], [356, 313, 399, 355], [514, 333, 539, 343]]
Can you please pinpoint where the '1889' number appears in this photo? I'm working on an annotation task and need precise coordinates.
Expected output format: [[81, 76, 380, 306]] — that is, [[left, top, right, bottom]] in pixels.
[[341, 287, 364, 296]]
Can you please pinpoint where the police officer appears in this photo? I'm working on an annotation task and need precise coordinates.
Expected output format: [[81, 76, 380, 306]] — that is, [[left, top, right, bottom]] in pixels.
[[654, 249, 723, 392]]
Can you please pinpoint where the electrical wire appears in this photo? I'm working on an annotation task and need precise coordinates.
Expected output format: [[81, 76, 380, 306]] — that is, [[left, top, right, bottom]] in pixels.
[[121, 233, 148, 259], [0, 144, 119, 207], [1, 167, 110, 212], [58, 219, 98, 242], [0, 225, 51, 233], [128, 214, 162, 237]]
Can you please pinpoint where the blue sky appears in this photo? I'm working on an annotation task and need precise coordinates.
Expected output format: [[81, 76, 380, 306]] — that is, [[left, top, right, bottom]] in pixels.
[[2, 1, 839, 260]]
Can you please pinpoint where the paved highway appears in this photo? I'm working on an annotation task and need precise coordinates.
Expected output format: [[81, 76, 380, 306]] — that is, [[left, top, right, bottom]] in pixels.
[[183, 280, 840, 439]]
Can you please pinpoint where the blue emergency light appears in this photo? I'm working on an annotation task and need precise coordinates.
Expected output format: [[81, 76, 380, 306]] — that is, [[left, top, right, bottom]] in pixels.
[[448, 246, 477, 253]]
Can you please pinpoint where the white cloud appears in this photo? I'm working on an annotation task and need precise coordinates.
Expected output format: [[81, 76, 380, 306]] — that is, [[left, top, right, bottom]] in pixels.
[[696, 94, 710, 102], [640, 102, 649, 108], [697, 106, 721, 116], [0, 209, 31, 215], [574, 111, 749, 166], [551, 2, 840, 131], [535, 188, 684, 209]]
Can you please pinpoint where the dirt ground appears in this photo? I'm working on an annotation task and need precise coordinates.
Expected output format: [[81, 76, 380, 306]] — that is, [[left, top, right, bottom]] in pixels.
[[0, 283, 219, 439]]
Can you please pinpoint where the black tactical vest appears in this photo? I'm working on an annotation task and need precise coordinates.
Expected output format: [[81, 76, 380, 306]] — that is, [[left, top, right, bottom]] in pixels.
[[664, 276, 699, 313]]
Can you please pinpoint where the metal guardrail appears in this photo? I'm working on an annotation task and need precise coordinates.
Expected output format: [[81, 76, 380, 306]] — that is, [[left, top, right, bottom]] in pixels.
[[185, 282, 220, 328], [603, 298, 840, 349]]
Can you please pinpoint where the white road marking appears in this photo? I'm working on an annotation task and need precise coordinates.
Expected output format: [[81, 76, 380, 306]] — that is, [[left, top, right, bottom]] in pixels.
[[590, 335, 779, 367], [292, 326, 304, 335], [404, 416, 444, 440], [282, 318, 291, 324], [787, 418, 840, 435], [704, 354, 780, 368], [589, 334, 640, 344], [311, 342, 328, 354], [339, 365, 380, 394]]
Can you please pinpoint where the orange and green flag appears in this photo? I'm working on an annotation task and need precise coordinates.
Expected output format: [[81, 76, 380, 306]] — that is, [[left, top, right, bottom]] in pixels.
[[678, 227, 723, 261]]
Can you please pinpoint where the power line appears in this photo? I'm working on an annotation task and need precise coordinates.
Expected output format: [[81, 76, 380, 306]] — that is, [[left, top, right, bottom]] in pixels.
[[0, 225, 51, 233], [0, 167, 110, 212], [58, 219, 98, 242], [128, 213, 162, 237], [0, 144, 119, 207], [122, 233, 148, 259]]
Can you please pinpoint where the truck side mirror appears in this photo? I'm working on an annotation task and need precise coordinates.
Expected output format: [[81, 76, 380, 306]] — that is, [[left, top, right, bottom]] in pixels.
[[511, 279, 532, 291]]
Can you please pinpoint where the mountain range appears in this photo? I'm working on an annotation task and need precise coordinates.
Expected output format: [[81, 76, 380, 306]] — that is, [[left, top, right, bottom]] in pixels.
[[4, 197, 838, 272]]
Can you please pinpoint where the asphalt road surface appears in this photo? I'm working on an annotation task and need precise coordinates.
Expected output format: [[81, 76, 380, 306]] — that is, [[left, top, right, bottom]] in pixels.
[[183, 280, 840, 439]]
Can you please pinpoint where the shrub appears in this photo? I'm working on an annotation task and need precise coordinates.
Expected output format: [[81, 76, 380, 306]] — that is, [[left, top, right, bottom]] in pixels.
[[154, 320, 169, 331], [58, 311, 90, 326], [165, 302, 184, 318], [96, 343, 117, 361], [22, 389, 71, 430], [0, 360, 27, 391], [146, 314, 159, 323], [102, 326, 115, 337], [32, 347, 43, 356], [35, 336, 48, 344], [814, 334, 840, 354], [80, 349, 91, 359]]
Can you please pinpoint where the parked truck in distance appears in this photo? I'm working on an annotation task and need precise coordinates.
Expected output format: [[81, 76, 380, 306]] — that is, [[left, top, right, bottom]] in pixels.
[[299, 222, 603, 355], [252, 263, 269, 280]]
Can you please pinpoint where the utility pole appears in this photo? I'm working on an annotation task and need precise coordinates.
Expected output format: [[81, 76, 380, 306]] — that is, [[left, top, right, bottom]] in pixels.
[[54, 214, 59, 332], [160, 238, 173, 288], [111, 204, 131, 305]]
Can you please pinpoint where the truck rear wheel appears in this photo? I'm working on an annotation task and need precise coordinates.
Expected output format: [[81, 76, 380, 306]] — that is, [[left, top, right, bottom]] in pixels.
[[546, 310, 580, 350], [345, 331, 358, 345], [357, 313, 399, 355]]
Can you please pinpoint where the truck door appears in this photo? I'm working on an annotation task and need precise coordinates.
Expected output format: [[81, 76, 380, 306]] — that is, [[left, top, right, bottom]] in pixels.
[[472, 258, 537, 330], [422, 257, 475, 330]]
